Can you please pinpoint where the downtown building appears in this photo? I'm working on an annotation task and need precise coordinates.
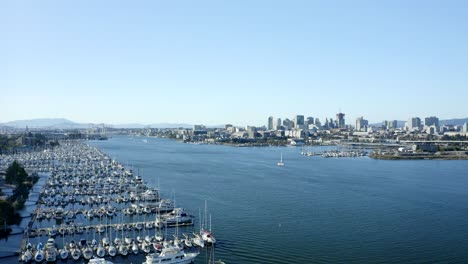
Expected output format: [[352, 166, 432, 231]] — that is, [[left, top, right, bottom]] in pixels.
[[355, 116, 369, 132], [406, 117, 421, 131]]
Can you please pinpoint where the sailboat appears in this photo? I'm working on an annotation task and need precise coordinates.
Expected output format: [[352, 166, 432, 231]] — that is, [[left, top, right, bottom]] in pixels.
[[277, 152, 285, 167]]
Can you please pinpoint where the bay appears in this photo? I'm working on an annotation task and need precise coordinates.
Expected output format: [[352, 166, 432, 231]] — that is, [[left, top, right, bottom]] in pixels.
[[87, 135, 468, 264]]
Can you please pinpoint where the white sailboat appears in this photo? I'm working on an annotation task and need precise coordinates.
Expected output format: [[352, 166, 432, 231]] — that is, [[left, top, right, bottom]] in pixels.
[[277, 152, 285, 167]]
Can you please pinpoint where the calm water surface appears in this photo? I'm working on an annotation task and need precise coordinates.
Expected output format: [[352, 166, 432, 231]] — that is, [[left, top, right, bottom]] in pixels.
[[85, 136, 468, 263]]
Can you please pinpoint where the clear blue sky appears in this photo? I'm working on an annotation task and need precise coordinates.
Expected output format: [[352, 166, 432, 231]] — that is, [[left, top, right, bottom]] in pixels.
[[1, 1, 467, 126]]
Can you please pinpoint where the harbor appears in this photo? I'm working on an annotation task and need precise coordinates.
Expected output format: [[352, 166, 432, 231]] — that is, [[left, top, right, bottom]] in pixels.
[[1, 142, 217, 264]]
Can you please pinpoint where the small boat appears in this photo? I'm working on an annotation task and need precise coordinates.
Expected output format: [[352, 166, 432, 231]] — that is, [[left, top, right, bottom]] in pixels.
[[183, 234, 193, 248], [118, 244, 128, 256], [71, 247, 81, 260], [277, 152, 285, 167], [96, 243, 106, 258], [34, 249, 44, 263], [82, 245, 93, 260], [59, 247, 69, 260], [45, 247, 57, 262], [131, 241, 139, 255], [21, 248, 33, 263], [108, 244, 117, 257], [88, 257, 114, 264], [192, 233, 204, 248]]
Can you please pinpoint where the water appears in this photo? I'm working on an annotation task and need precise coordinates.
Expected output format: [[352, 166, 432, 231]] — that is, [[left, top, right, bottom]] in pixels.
[[4, 135, 465, 263], [84, 135, 468, 263]]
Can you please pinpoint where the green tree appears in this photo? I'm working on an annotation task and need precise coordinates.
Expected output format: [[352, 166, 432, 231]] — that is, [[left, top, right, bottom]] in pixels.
[[5, 160, 28, 185], [0, 200, 21, 225]]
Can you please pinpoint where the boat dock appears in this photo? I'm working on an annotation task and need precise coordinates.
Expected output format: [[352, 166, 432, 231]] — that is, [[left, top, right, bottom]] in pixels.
[[0, 141, 212, 263]]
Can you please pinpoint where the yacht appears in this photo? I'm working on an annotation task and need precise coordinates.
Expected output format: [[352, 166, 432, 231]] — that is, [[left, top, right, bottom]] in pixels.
[[144, 244, 199, 264], [163, 208, 194, 225]]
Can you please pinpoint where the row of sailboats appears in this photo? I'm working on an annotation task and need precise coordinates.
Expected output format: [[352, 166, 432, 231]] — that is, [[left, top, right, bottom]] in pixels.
[[18, 142, 216, 264]]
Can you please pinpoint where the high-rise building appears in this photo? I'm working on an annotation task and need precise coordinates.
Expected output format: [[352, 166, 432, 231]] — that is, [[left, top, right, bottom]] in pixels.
[[406, 117, 421, 131], [294, 115, 305, 128], [336, 113, 345, 128], [306, 117, 314, 125], [383, 120, 398, 129], [463, 123, 468, 133], [355, 116, 368, 132], [424, 116, 439, 127], [267, 116, 274, 130], [283, 119, 293, 130], [246, 126, 257, 138], [315, 118, 321, 128], [273, 118, 282, 130]]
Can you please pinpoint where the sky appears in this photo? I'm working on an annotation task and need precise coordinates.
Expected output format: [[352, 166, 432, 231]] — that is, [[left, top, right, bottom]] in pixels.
[[1, 1, 467, 126]]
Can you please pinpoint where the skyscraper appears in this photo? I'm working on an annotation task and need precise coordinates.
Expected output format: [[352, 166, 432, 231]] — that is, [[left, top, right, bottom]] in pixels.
[[267, 116, 274, 130], [294, 115, 305, 128], [424, 116, 439, 127], [336, 113, 345, 128], [383, 120, 398, 129], [355, 116, 368, 132], [463, 123, 468, 133], [407, 117, 421, 131], [274, 118, 282, 130], [283, 118, 293, 130]]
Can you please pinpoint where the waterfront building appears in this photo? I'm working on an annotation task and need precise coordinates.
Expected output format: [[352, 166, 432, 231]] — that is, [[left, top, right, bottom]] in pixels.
[[424, 116, 439, 127], [336, 113, 345, 128], [406, 117, 421, 131], [294, 115, 305, 128], [356, 116, 369, 132], [246, 126, 257, 139]]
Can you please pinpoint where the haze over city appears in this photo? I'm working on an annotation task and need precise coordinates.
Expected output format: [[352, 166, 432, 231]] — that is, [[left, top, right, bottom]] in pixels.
[[2, 1, 468, 126]]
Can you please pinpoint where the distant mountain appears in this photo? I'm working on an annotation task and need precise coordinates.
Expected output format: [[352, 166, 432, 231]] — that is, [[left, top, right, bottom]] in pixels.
[[111, 123, 191, 129], [1, 118, 89, 129], [370, 121, 406, 127], [439, 118, 468, 126], [0, 118, 193, 129], [370, 118, 468, 127], [148, 123, 192, 129]]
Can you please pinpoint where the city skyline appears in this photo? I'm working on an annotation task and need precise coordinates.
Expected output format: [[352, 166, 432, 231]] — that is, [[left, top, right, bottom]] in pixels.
[[2, 1, 468, 125]]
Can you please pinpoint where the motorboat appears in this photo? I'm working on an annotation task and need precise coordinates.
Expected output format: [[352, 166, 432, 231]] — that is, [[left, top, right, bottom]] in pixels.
[[88, 257, 114, 264], [163, 208, 194, 225], [144, 244, 199, 264]]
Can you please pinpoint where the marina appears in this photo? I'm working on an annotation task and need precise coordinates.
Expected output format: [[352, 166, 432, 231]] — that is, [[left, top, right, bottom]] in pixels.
[[1, 142, 215, 263], [1, 135, 468, 263], [301, 148, 368, 158]]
